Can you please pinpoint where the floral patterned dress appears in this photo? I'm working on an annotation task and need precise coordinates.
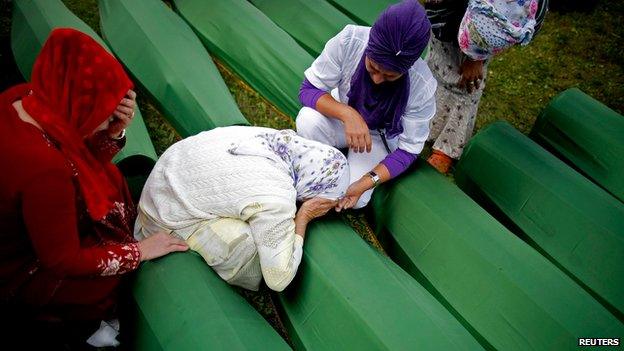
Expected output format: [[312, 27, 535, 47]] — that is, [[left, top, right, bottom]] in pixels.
[[425, 0, 546, 159]]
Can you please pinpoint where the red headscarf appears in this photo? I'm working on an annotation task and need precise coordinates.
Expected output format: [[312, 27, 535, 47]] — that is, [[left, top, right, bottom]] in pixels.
[[21, 28, 134, 221]]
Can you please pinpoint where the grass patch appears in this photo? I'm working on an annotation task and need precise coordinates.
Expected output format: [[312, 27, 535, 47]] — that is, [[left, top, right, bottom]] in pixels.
[[478, 1, 624, 134], [214, 59, 295, 130]]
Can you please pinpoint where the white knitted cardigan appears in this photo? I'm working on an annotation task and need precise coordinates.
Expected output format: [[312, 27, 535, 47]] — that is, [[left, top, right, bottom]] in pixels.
[[138, 126, 304, 291]]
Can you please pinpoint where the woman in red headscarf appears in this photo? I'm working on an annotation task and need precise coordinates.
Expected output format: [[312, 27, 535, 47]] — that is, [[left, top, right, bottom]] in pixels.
[[0, 28, 187, 346]]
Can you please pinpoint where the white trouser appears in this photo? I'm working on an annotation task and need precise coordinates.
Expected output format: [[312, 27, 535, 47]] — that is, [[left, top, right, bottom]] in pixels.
[[134, 208, 262, 291], [296, 106, 398, 209]]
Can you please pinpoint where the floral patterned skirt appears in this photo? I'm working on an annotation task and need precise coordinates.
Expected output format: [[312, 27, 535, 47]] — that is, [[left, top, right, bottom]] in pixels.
[[427, 37, 489, 159]]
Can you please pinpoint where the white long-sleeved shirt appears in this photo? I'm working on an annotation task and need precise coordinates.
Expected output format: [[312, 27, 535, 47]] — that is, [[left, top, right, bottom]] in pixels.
[[138, 126, 304, 291], [304, 25, 437, 154]]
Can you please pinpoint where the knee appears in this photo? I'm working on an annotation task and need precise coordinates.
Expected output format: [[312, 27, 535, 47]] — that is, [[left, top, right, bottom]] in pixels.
[[296, 107, 325, 139]]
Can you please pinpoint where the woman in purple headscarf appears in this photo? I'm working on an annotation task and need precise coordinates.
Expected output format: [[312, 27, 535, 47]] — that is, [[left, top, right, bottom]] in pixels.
[[296, 0, 436, 210]]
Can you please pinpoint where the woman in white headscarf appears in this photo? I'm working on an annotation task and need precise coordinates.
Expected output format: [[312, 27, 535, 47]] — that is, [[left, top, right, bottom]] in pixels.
[[134, 126, 349, 292]]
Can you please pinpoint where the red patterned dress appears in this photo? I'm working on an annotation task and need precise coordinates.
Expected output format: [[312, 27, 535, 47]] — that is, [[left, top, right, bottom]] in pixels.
[[0, 28, 140, 322]]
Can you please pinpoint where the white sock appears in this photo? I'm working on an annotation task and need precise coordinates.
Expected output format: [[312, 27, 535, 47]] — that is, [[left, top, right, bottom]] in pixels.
[[86, 319, 120, 347]]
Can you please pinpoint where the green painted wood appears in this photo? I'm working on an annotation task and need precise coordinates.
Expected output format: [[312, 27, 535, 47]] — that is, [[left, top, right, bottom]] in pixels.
[[250, 0, 429, 64], [173, 0, 313, 118], [10, 0, 157, 197], [531, 88, 624, 203], [371, 159, 624, 350], [455, 121, 624, 321], [98, 0, 248, 138], [249, 0, 353, 57], [327, 0, 397, 25], [278, 217, 483, 351], [131, 252, 290, 351]]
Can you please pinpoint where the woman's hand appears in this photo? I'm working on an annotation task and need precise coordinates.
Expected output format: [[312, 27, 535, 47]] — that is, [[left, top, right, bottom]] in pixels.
[[295, 197, 339, 237], [137, 232, 189, 261], [315, 94, 371, 153], [458, 59, 484, 93], [335, 177, 372, 212], [108, 89, 137, 138], [341, 107, 372, 153]]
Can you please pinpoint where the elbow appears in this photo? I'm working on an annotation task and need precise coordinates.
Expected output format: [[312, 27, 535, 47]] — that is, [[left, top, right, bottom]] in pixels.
[[298, 90, 306, 106], [265, 269, 297, 292], [298, 79, 308, 105], [267, 282, 288, 293], [266, 281, 289, 292], [39, 252, 81, 277], [40, 258, 73, 278]]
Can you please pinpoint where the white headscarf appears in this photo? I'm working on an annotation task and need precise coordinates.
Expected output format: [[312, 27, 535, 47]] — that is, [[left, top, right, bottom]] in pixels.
[[458, 0, 539, 60], [228, 129, 349, 201]]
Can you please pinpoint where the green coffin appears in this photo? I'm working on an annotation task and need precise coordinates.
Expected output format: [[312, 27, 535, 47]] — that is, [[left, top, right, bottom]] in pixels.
[[531, 88, 624, 203], [11, 0, 158, 186], [278, 217, 483, 351], [130, 252, 290, 351], [371, 160, 624, 350], [249, 0, 353, 57], [173, 0, 313, 118], [455, 121, 624, 321], [252, 0, 428, 63], [327, 0, 397, 25], [98, 0, 248, 138]]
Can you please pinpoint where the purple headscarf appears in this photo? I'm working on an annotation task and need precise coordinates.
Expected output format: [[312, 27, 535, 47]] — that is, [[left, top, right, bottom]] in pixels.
[[347, 0, 431, 138]]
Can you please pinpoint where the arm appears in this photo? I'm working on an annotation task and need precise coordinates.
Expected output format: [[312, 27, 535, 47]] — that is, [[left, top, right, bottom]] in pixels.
[[22, 166, 141, 277], [336, 163, 392, 211], [242, 200, 302, 292], [22, 166, 188, 277], [85, 130, 126, 163], [294, 197, 339, 239], [298, 78, 327, 109], [303, 26, 371, 153], [315, 90, 372, 153], [86, 89, 137, 162], [241, 197, 336, 292], [380, 148, 418, 178], [337, 72, 437, 210], [458, 58, 485, 93], [335, 154, 415, 211]]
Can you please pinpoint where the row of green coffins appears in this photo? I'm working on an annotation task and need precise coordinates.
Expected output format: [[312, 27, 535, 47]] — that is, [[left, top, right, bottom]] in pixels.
[[166, 0, 621, 347], [371, 160, 624, 350], [95, 0, 486, 349], [11, 1, 480, 350], [110, 1, 624, 349], [99, 0, 249, 137], [13, 0, 624, 349], [132, 219, 483, 351], [173, 0, 313, 119], [531, 88, 624, 203], [249, 0, 429, 60], [455, 120, 624, 321], [93, 1, 482, 349]]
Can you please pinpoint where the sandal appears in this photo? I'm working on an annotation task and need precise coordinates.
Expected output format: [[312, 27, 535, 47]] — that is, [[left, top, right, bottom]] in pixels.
[[427, 150, 453, 174]]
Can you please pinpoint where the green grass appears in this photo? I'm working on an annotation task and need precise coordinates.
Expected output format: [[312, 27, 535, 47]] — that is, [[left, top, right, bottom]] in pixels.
[[478, 1, 624, 134]]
